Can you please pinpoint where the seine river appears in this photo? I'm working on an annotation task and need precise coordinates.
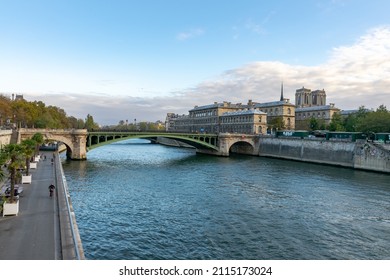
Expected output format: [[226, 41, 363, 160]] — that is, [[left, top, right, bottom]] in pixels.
[[61, 139, 390, 260]]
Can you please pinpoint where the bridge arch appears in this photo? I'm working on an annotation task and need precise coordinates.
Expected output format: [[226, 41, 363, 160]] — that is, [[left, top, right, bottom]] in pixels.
[[43, 134, 75, 159], [228, 140, 255, 155], [18, 129, 88, 160], [86, 132, 219, 152], [215, 134, 259, 156]]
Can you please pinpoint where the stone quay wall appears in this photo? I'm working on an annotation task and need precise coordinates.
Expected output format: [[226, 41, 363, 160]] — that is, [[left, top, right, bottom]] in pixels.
[[258, 137, 390, 173], [0, 130, 12, 147]]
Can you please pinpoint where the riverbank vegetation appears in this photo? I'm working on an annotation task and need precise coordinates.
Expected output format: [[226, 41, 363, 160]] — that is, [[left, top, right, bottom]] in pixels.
[[0, 133, 43, 203], [311, 105, 390, 133], [0, 94, 98, 130], [101, 119, 165, 131]]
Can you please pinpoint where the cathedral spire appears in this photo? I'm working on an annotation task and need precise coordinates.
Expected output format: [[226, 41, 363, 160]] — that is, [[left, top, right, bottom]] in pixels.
[[280, 82, 284, 101]]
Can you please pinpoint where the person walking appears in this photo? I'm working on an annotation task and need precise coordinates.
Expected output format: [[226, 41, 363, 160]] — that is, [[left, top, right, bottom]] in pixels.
[[48, 184, 56, 197]]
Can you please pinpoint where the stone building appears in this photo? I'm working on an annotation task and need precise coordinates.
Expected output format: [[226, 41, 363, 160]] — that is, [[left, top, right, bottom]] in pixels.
[[188, 101, 245, 133], [166, 101, 268, 134], [294, 87, 340, 129], [220, 109, 267, 134], [252, 99, 295, 130], [165, 85, 342, 133], [165, 113, 191, 132]]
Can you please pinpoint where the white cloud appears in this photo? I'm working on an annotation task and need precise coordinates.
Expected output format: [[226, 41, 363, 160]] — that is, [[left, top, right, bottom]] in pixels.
[[25, 26, 390, 125], [178, 25, 390, 110], [176, 28, 204, 41]]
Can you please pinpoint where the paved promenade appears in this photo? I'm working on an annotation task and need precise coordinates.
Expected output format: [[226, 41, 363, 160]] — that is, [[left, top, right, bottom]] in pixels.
[[0, 151, 61, 260]]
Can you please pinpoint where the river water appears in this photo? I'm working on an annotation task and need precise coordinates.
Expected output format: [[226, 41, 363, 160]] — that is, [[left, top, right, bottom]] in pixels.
[[61, 139, 390, 260]]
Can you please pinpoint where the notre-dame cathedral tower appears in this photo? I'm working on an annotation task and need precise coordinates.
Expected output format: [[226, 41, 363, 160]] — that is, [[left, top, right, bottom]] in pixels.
[[295, 87, 326, 108]]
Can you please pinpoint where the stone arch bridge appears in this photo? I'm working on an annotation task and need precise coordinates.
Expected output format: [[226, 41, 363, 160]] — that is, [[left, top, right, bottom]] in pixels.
[[16, 129, 260, 160]]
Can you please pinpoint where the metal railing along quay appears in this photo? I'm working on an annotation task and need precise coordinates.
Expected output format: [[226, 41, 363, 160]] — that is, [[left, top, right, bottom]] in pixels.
[[53, 152, 85, 260]]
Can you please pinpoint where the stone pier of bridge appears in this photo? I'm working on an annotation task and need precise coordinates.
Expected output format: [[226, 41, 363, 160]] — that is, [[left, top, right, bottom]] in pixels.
[[17, 129, 88, 160], [196, 133, 260, 157]]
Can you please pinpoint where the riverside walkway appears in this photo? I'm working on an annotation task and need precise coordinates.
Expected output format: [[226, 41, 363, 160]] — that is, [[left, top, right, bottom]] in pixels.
[[0, 151, 84, 260]]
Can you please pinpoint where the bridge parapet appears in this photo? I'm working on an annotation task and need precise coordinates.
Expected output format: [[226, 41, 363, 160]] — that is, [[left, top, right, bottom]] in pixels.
[[18, 128, 88, 160]]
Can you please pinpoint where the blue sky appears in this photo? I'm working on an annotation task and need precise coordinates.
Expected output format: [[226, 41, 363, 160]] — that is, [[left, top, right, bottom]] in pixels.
[[1, 0, 390, 124]]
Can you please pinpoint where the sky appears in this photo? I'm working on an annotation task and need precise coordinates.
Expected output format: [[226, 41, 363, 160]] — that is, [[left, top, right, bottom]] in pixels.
[[1, 0, 390, 125]]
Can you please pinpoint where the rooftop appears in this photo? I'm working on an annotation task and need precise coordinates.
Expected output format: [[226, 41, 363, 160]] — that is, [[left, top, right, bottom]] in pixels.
[[296, 105, 340, 112], [189, 102, 244, 111], [222, 109, 266, 116], [253, 100, 294, 108]]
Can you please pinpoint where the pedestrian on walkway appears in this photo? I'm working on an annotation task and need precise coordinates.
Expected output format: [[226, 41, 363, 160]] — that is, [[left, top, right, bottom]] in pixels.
[[48, 184, 55, 197]]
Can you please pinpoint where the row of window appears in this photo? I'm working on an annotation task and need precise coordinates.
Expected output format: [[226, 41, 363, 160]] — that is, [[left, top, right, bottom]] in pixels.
[[296, 112, 327, 119], [220, 116, 258, 123], [220, 125, 264, 134], [259, 107, 292, 115], [190, 110, 217, 118]]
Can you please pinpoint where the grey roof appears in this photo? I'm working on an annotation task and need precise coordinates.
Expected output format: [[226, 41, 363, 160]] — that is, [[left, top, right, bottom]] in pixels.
[[340, 109, 372, 115], [296, 105, 340, 112], [222, 109, 266, 116], [189, 99, 294, 112], [253, 100, 294, 107], [340, 109, 359, 115], [189, 103, 221, 111], [189, 102, 244, 111]]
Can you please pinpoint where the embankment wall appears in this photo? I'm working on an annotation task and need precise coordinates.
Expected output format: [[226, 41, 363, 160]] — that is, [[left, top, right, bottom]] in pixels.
[[0, 130, 12, 147], [258, 137, 390, 173]]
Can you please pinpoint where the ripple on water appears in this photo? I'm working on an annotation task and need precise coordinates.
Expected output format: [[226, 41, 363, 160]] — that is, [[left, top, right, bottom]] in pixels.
[[62, 141, 390, 260]]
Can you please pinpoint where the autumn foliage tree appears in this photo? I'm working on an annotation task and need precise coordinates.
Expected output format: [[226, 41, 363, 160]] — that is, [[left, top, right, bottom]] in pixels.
[[0, 94, 94, 129]]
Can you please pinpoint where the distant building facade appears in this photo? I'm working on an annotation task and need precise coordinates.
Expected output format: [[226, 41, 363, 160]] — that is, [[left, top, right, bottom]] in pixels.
[[252, 99, 295, 130], [220, 109, 267, 134], [294, 87, 340, 129], [166, 85, 343, 134], [166, 101, 268, 134], [188, 101, 248, 133]]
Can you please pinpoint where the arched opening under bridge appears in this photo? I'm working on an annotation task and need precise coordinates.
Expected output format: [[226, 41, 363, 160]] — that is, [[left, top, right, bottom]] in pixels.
[[229, 141, 255, 155]]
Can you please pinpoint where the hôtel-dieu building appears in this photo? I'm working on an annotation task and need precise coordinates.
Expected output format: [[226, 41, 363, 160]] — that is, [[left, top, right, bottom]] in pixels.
[[166, 86, 342, 134]]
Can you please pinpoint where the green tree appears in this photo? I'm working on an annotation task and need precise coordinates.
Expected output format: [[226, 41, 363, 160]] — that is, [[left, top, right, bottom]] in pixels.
[[68, 116, 85, 129], [138, 122, 148, 131], [356, 109, 390, 133], [268, 117, 285, 131], [21, 138, 36, 176], [31, 133, 44, 157], [309, 117, 319, 131], [328, 113, 345, 131], [1, 144, 25, 201], [0, 95, 12, 127], [84, 114, 99, 130], [376, 104, 388, 113], [0, 147, 7, 182], [343, 113, 358, 132]]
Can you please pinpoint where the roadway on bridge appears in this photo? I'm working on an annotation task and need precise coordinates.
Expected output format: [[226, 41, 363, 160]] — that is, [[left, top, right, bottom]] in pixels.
[[0, 151, 61, 260]]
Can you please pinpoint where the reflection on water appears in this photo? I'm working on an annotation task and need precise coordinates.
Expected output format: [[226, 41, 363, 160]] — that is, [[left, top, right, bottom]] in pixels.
[[62, 139, 390, 260]]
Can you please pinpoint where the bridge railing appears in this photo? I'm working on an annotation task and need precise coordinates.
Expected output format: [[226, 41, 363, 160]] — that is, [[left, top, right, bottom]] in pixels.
[[18, 128, 87, 133]]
